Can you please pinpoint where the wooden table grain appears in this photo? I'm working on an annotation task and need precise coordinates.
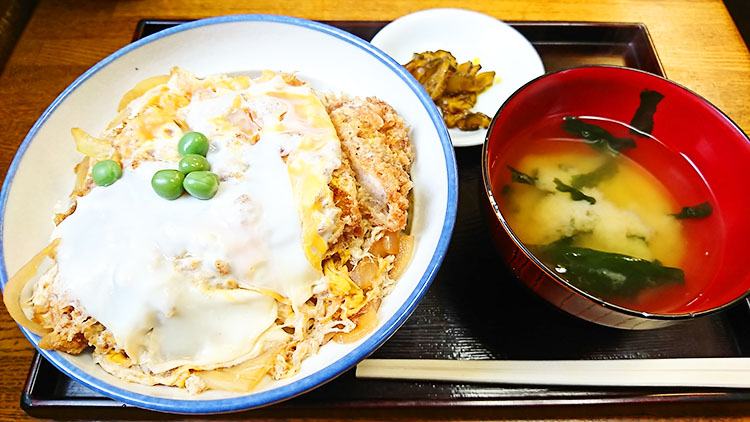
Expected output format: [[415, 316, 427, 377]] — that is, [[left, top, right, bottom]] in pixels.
[[1, 0, 749, 420]]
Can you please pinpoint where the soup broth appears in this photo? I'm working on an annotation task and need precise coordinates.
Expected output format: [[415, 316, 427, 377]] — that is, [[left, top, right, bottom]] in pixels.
[[494, 115, 722, 313]]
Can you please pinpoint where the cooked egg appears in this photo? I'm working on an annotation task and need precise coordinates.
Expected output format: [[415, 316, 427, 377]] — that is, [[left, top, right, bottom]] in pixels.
[[51, 71, 343, 372]]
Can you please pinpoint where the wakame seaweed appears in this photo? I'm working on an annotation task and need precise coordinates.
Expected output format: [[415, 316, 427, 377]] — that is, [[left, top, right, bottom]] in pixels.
[[570, 159, 618, 189], [673, 201, 713, 219], [630, 89, 664, 136], [531, 238, 685, 299], [553, 178, 596, 204], [507, 165, 536, 185], [562, 116, 636, 155]]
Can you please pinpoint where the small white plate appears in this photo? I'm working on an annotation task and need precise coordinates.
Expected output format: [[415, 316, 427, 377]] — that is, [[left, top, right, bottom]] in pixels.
[[371, 8, 545, 147]]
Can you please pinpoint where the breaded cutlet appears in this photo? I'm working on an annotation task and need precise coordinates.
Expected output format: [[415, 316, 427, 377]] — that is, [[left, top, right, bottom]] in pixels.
[[320, 95, 414, 233]]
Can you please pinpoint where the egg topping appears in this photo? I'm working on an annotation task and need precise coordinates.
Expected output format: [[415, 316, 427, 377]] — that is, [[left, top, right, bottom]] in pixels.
[[51, 70, 342, 372]]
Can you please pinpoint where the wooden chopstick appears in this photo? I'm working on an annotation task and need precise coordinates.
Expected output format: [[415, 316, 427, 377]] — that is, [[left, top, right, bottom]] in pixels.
[[355, 358, 750, 388]]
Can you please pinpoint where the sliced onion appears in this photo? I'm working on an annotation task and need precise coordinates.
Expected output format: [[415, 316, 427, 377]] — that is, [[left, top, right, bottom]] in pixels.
[[333, 299, 381, 344], [3, 238, 60, 336], [71, 127, 114, 161], [350, 257, 378, 289], [390, 234, 415, 280], [370, 231, 400, 257], [73, 156, 90, 194], [197, 347, 277, 392], [117, 74, 170, 111]]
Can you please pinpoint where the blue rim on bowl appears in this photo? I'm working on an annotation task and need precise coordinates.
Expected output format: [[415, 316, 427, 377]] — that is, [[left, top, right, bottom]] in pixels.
[[0, 14, 458, 414]]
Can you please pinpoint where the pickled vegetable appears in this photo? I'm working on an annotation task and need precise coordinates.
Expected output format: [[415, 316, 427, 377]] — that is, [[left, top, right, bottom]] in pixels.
[[404, 50, 495, 131]]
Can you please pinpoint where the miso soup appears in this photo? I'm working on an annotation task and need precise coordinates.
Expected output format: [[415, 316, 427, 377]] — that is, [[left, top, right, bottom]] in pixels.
[[494, 115, 722, 313]]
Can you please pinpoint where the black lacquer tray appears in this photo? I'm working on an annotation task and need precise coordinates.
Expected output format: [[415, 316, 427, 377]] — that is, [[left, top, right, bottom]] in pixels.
[[21, 19, 750, 418]]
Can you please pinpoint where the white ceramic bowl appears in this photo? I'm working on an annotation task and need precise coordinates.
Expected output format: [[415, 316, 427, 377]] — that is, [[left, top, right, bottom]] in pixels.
[[0, 15, 457, 414], [371, 8, 545, 147]]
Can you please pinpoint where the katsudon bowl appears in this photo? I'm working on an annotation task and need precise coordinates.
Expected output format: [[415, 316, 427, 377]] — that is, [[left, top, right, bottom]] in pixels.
[[482, 65, 750, 330], [0, 16, 457, 413]]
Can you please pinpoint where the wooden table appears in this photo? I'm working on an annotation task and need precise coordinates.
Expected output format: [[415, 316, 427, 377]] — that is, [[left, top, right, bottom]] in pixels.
[[1, 0, 749, 420]]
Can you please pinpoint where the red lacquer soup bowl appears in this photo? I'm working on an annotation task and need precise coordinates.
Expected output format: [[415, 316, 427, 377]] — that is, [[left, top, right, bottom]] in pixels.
[[482, 65, 750, 329]]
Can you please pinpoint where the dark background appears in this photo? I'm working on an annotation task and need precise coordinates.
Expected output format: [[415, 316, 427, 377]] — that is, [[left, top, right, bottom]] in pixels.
[[724, 0, 750, 47]]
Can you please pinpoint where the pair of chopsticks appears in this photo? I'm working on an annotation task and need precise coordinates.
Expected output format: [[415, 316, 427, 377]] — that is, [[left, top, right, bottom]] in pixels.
[[356, 358, 750, 388]]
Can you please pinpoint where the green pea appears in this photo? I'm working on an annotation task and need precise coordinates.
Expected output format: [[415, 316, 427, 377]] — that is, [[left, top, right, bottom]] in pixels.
[[178, 154, 211, 174], [178, 132, 209, 156], [92, 159, 122, 187], [183, 171, 220, 200], [151, 169, 185, 200]]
